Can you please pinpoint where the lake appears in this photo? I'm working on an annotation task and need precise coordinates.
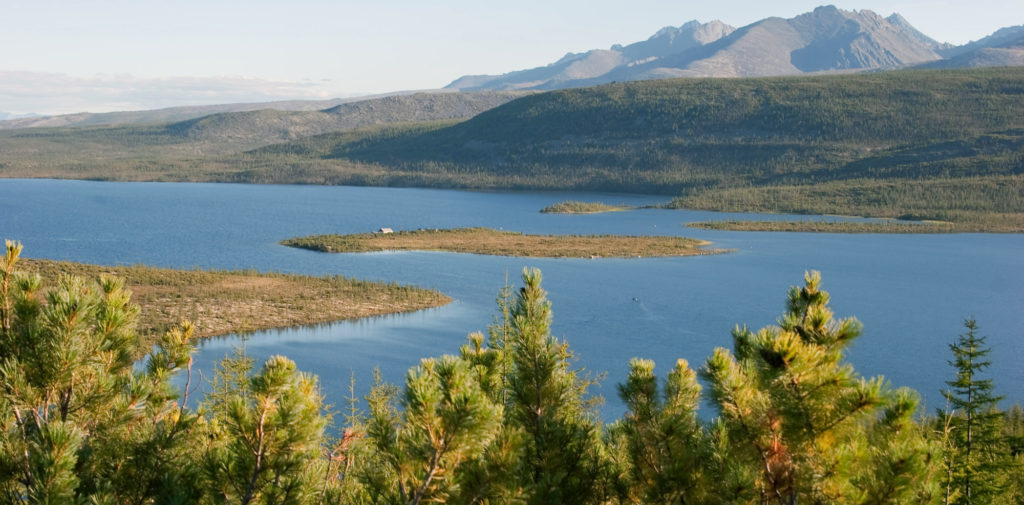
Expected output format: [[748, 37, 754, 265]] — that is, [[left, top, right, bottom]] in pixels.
[[2, 178, 1022, 420]]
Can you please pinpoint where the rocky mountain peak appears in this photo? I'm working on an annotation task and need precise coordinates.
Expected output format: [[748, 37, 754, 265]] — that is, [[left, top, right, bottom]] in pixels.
[[443, 6, 1019, 91]]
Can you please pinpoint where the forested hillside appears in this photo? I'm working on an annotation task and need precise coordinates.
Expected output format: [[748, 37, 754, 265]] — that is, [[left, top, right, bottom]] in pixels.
[[301, 68, 1022, 187], [252, 67, 1024, 229], [0, 68, 1021, 229]]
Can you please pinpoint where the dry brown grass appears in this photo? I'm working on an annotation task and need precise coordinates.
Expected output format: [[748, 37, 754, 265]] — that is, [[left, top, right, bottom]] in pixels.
[[283, 227, 721, 258], [20, 259, 451, 344]]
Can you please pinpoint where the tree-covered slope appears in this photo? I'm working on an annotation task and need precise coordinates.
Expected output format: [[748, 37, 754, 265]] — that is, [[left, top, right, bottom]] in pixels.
[[265, 69, 1021, 181], [316, 68, 1022, 177], [1, 68, 1021, 229], [249, 67, 1024, 229]]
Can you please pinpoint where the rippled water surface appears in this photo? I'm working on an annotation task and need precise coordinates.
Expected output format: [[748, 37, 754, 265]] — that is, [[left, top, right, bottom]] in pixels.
[[2, 179, 1022, 418]]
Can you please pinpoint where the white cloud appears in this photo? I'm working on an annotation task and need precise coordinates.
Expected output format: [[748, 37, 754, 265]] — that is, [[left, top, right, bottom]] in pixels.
[[0, 71, 353, 116]]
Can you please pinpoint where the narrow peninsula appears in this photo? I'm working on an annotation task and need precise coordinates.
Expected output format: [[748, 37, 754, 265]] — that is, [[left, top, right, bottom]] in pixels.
[[687, 220, 959, 233], [22, 259, 450, 345], [282, 227, 718, 258]]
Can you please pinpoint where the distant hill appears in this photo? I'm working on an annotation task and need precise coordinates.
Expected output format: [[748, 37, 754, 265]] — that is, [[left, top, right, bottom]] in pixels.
[[290, 68, 1023, 184], [919, 32, 1024, 69], [446, 6, 1022, 90], [938, 25, 1024, 58], [0, 112, 41, 121], [0, 91, 527, 165], [0, 97, 357, 130], [151, 91, 529, 151], [251, 68, 1023, 230], [0, 91, 526, 131]]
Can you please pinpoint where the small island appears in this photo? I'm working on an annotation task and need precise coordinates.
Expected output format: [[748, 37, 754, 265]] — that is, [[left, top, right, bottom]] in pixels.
[[540, 200, 635, 214], [687, 219, 957, 233], [282, 227, 719, 258], [22, 259, 450, 344]]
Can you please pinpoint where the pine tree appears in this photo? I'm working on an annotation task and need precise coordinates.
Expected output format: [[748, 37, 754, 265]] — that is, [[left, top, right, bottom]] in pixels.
[[0, 240, 199, 504], [941, 319, 1008, 505], [700, 270, 938, 504], [615, 357, 713, 504], [504, 267, 606, 505], [202, 355, 327, 505], [363, 355, 504, 505], [361, 268, 609, 505]]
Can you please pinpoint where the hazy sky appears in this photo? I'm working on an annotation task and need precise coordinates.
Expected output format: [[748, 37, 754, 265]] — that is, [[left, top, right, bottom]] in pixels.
[[1, 0, 1020, 114]]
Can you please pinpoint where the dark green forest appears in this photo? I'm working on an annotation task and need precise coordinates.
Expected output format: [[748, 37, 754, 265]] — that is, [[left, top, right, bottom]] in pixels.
[[4, 238, 1023, 504], [1, 68, 1021, 230]]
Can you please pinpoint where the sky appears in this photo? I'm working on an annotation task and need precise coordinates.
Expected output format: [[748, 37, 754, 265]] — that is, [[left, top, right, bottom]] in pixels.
[[1, 0, 1021, 115]]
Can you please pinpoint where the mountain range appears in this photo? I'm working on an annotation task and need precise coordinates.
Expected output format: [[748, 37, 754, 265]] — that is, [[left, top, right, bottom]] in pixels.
[[4, 5, 1020, 130], [446, 5, 1024, 91]]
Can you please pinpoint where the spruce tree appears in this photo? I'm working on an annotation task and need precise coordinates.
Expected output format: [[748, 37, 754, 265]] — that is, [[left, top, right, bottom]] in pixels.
[[941, 319, 1008, 505]]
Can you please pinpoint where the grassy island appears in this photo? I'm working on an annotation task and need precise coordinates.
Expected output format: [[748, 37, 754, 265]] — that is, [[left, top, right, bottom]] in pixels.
[[282, 227, 718, 258], [687, 220, 959, 233], [540, 201, 635, 214], [21, 259, 450, 343]]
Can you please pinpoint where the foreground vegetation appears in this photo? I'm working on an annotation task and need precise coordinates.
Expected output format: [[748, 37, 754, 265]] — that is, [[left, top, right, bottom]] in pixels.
[[688, 219, 959, 233], [1, 68, 1021, 231], [3, 240, 1023, 505], [539, 201, 635, 214], [20, 258, 450, 349], [282, 227, 717, 258]]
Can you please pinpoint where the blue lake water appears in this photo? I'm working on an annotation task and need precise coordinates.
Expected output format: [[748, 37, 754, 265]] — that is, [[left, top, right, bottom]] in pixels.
[[2, 178, 1022, 420]]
